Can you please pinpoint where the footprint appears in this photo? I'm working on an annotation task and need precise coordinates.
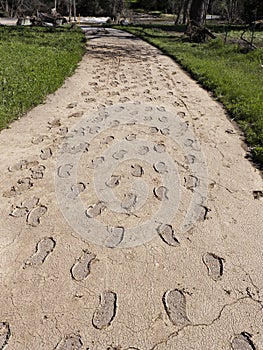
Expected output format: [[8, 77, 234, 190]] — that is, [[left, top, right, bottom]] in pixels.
[[163, 289, 191, 326], [69, 183, 85, 199], [92, 291, 117, 329], [202, 253, 224, 281], [68, 111, 84, 119], [32, 135, 48, 144], [67, 102, 77, 109], [159, 116, 168, 123], [71, 251, 96, 281], [137, 146, 149, 155], [105, 175, 120, 188], [126, 134, 136, 141], [26, 205, 47, 226], [153, 186, 168, 201], [3, 178, 33, 197], [0, 322, 10, 349], [131, 164, 144, 177], [48, 118, 61, 128], [55, 334, 83, 350], [149, 127, 159, 134], [58, 164, 73, 178], [10, 206, 28, 217], [121, 193, 137, 211], [231, 332, 256, 350], [8, 159, 28, 172], [105, 227, 124, 248], [90, 157, 105, 168], [24, 237, 55, 267], [40, 148, 52, 160], [30, 165, 45, 179], [160, 128, 170, 135], [154, 143, 166, 153], [65, 143, 88, 154], [86, 202, 105, 218], [184, 175, 199, 191], [112, 150, 127, 160], [157, 224, 179, 247], [22, 197, 40, 210], [101, 136, 114, 145], [153, 162, 168, 174]]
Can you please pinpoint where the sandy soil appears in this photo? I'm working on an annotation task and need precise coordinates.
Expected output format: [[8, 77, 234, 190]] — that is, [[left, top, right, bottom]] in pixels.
[[0, 28, 262, 350]]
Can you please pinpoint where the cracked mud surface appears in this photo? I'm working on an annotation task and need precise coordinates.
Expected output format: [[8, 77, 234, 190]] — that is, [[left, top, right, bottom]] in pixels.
[[0, 28, 262, 349]]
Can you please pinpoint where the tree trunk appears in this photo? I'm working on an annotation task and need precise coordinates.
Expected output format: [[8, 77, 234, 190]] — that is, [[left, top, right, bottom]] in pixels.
[[189, 0, 206, 26]]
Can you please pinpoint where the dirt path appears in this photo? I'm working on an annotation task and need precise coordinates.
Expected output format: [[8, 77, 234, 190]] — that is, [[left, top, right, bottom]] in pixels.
[[0, 28, 262, 350]]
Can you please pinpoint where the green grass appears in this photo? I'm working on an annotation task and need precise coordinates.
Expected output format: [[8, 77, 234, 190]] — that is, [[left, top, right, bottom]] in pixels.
[[0, 26, 85, 129], [118, 25, 263, 167]]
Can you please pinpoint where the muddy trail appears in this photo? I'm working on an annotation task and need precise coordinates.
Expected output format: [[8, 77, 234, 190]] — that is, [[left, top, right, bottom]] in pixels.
[[0, 28, 262, 350]]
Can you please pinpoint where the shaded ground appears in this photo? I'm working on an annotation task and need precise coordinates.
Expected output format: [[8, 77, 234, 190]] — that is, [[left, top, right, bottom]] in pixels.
[[0, 28, 262, 349]]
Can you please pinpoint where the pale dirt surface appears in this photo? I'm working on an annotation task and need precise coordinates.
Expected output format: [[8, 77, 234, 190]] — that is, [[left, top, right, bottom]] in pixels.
[[0, 28, 262, 350]]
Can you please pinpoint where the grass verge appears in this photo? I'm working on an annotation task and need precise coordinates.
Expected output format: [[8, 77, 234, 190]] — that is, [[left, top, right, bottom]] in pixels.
[[117, 25, 263, 167], [0, 26, 85, 129]]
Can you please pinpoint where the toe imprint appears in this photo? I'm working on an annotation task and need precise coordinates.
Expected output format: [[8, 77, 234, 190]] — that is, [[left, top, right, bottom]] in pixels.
[[157, 224, 179, 247], [203, 253, 224, 281], [163, 289, 191, 326], [26, 205, 47, 226], [0, 322, 10, 349], [55, 334, 83, 350], [231, 333, 256, 350], [71, 251, 96, 281], [24, 237, 55, 267], [92, 291, 117, 329]]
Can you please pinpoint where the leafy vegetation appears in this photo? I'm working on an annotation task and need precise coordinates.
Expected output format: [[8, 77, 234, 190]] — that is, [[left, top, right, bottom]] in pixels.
[[0, 26, 85, 129], [119, 25, 263, 166]]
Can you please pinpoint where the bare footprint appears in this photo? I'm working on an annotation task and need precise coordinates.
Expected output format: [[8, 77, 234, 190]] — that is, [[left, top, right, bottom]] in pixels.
[[55, 334, 83, 350], [24, 237, 55, 267], [163, 289, 191, 326], [203, 253, 224, 281], [71, 251, 96, 281], [26, 205, 47, 226], [157, 224, 179, 247], [231, 332, 256, 350], [92, 291, 117, 329], [8, 159, 28, 172], [0, 322, 10, 349]]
